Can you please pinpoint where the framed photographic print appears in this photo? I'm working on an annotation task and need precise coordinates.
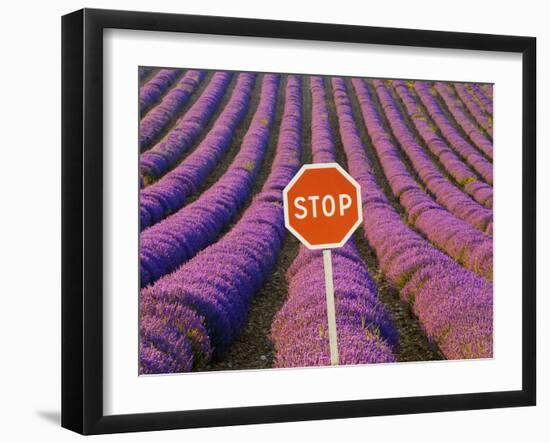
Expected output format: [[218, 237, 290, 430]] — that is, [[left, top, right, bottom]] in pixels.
[[61, 8, 536, 435]]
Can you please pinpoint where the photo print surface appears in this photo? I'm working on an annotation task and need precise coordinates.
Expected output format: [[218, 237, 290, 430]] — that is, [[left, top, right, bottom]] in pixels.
[[138, 67, 494, 374]]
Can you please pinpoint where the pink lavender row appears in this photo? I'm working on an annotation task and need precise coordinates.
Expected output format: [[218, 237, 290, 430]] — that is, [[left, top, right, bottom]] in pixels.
[[332, 77, 492, 359], [414, 81, 493, 184], [139, 73, 256, 230], [139, 72, 233, 182], [140, 76, 302, 372], [140, 74, 280, 288], [353, 79, 492, 280], [453, 83, 493, 137], [470, 83, 493, 115], [392, 80, 492, 208], [271, 76, 397, 367], [138, 66, 154, 81], [372, 80, 492, 233], [139, 68, 182, 117], [434, 82, 493, 159], [139, 70, 206, 153]]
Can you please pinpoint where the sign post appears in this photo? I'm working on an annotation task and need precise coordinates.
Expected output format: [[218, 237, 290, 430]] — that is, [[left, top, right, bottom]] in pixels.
[[322, 249, 339, 365], [283, 163, 362, 365]]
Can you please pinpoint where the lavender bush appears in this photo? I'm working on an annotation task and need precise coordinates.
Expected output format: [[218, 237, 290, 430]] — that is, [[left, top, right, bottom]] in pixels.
[[414, 81, 493, 184], [140, 73, 256, 229], [372, 79, 492, 233], [470, 83, 493, 115], [453, 83, 493, 137], [139, 70, 206, 152], [434, 82, 493, 159], [392, 80, 493, 208], [271, 76, 398, 367], [140, 68, 182, 117], [140, 76, 302, 368], [140, 74, 280, 288], [352, 78, 492, 280], [140, 72, 233, 181], [332, 77, 492, 359]]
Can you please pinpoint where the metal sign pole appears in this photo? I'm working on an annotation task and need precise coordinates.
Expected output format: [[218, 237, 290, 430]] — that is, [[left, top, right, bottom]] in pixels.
[[323, 249, 339, 366]]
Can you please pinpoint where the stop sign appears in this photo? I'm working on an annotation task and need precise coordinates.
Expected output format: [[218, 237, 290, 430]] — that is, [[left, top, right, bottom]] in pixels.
[[283, 163, 362, 249]]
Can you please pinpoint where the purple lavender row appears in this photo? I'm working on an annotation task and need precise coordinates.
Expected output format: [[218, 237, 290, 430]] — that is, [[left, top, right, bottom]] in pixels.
[[414, 81, 493, 184], [272, 244, 398, 367], [138, 66, 154, 81], [392, 80, 493, 208], [353, 79, 492, 280], [139, 68, 182, 117], [256, 76, 303, 203], [372, 80, 492, 233], [271, 76, 397, 368], [140, 74, 280, 288], [480, 84, 493, 101], [453, 83, 493, 137], [140, 73, 256, 230], [332, 77, 492, 359], [434, 82, 493, 159], [141, 203, 284, 371], [140, 76, 302, 372], [139, 70, 206, 153], [470, 83, 493, 115], [140, 303, 212, 374], [140, 72, 233, 183]]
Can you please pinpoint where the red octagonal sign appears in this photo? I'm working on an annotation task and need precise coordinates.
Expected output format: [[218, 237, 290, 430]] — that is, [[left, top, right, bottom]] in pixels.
[[283, 163, 362, 250]]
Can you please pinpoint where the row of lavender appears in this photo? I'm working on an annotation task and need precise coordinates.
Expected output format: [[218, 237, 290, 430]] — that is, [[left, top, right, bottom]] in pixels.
[[271, 77, 398, 367], [332, 77, 493, 359], [453, 83, 493, 137], [435, 82, 493, 158], [392, 81, 493, 208], [138, 70, 493, 372], [140, 72, 233, 182], [471, 83, 493, 114], [140, 74, 280, 288], [353, 79, 492, 280], [140, 73, 256, 229], [414, 81, 493, 184], [140, 76, 303, 372], [372, 80, 492, 234], [139, 70, 206, 152], [138, 68, 493, 221], [139, 68, 182, 117]]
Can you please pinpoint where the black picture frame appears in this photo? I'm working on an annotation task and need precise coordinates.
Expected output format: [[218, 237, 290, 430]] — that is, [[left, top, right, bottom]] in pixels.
[[61, 8, 536, 435]]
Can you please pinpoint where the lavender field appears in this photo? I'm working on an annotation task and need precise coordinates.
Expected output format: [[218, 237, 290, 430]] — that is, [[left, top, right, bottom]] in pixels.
[[138, 67, 494, 374]]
